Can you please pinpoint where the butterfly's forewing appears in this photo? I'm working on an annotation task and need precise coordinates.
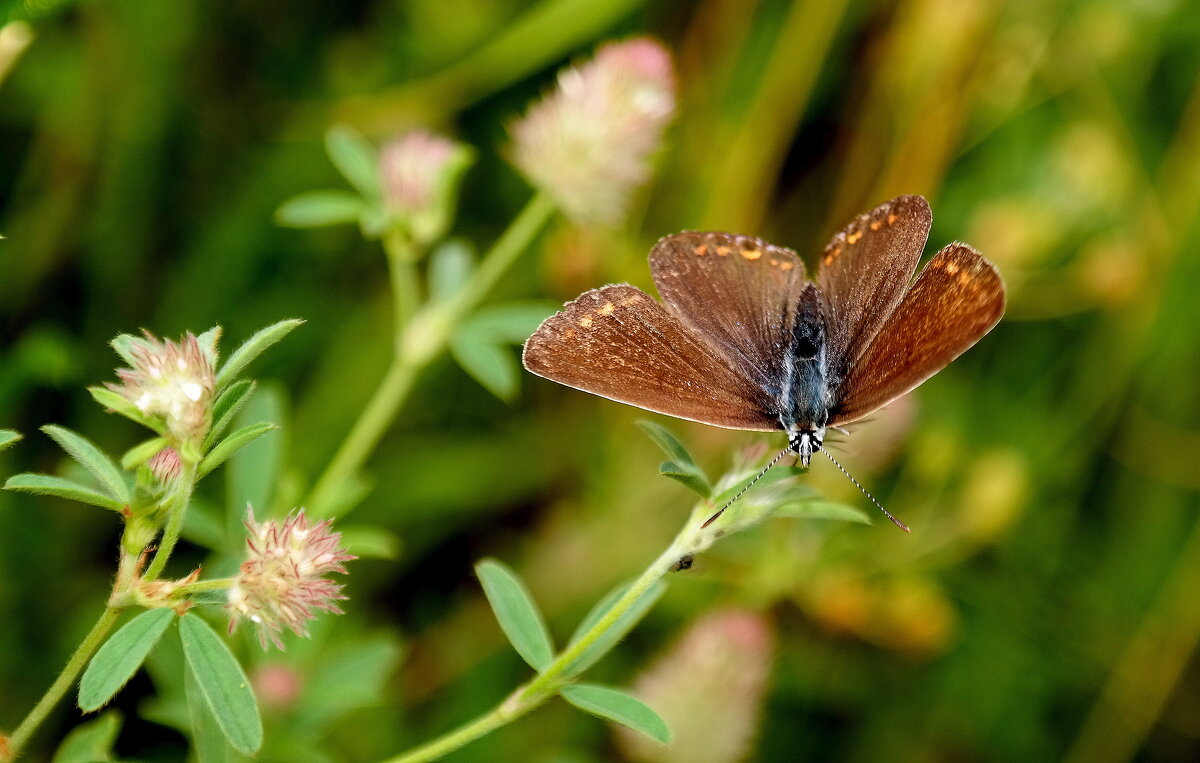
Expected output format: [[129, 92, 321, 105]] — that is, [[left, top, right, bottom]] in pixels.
[[829, 243, 1005, 426], [817, 196, 932, 381], [523, 284, 778, 430], [649, 232, 809, 393]]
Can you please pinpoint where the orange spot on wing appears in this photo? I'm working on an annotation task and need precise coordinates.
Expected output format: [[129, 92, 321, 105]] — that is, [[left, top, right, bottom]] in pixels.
[[693, 244, 708, 256], [716, 245, 731, 256], [780, 261, 795, 271], [887, 213, 898, 225], [870, 220, 882, 231], [598, 302, 615, 316], [847, 230, 863, 245], [578, 316, 593, 328], [741, 248, 763, 260]]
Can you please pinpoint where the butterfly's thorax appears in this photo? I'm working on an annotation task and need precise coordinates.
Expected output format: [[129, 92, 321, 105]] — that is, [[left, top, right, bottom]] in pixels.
[[778, 285, 829, 464]]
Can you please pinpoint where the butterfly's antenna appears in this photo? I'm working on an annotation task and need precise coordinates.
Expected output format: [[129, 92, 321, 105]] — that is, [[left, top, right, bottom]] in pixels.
[[701, 445, 791, 528], [821, 449, 910, 532]]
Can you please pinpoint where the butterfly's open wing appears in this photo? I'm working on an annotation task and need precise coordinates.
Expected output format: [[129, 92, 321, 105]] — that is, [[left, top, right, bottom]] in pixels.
[[523, 284, 778, 430], [817, 195, 932, 382], [649, 232, 810, 394], [830, 243, 1005, 426]]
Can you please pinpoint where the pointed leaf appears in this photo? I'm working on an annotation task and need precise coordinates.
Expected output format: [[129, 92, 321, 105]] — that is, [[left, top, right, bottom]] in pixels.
[[41, 425, 130, 503], [215, 319, 303, 389], [658, 460, 710, 497], [5, 473, 125, 511], [0, 429, 22, 451], [325, 125, 380, 199], [428, 239, 476, 303], [109, 333, 142, 367], [52, 711, 122, 763], [122, 437, 169, 470], [275, 190, 366, 228], [562, 579, 666, 678], [636, 421, 709, 495], [773, 499, 871, 524], [88, 386, 160, 432], [179, 614, 263, 755], [79, 609, 176, 711], [561, 683, 670, 744], [450, 331, 519, 401], [476, 558, 554, 671], [709, 465, 808, 507], [196, 327, 222, 367], [204, 380, 255, 450], [198, 422, 277, 479]]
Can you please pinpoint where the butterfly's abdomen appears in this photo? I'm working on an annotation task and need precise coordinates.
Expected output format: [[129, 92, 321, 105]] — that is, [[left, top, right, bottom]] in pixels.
[[778, 285, 830, 441]]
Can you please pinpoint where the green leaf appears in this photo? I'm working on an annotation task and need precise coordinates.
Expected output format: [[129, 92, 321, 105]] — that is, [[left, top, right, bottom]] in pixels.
[[773, 499, 872, 524], [560, 683, 670, 744], [636, 420, 710, 497], [427, 239, 476, 303], [463, 301, 559, 343], [338, 525, 402, 559], [109, 333, 142, 367], [215, 318, 303, 389], [185, 658, 233, 763], [179, 614, 263, 755], [52, 710, 122, 763], [325, 125, 380, 199], [198, 422, 278, 479], [476, 558, 555, 671], [196, 326, 222, 367], [121, 437, 169, 470], [4, 473, 125, 511], [275, 190, 366, 228], [204, 380, 256, 450], [450, 331, 519, 401], [709, 465, 808, 507], [79, 609, 176, 711], [225, 383, 284, 538], [0, 429, 22, 451], [658, 460, 711, 497], [88, 386, 160, 432], [41, 425, 131, 504], [562, 579, 666, 678]]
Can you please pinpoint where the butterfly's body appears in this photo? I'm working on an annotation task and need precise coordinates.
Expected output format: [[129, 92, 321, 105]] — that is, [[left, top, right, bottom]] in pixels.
[[523, 195, 1006, 523]]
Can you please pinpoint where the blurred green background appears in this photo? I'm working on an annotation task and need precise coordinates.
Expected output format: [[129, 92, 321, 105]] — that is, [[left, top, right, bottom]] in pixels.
[[2, 0, 1199, 760]]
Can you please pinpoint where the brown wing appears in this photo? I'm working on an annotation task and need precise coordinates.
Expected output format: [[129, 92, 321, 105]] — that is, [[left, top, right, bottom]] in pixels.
[[817, 195, 932, 381], [830, 243, 1005, 426], [649, 231, 810, 395], [523, 284, 778, 431]]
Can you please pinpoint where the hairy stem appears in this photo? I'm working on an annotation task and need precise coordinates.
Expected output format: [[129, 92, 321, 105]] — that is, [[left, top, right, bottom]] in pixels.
[[307, 193, 555, 515]]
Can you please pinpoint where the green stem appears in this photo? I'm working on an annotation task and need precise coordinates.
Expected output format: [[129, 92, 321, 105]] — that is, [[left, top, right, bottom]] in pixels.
[[143, 461, 198, 581], [306, 193, 556, 515], [385, 510, 697, 763], [4, 607, 121, 760], [384, 231, 422, 339]]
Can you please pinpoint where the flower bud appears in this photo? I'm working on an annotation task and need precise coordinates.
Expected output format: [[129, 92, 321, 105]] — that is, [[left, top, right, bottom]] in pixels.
[[227, 508, 355, 650], [378, 129, 472, 247], [147, 446, 182, 483], [510, 37, 676, 224]]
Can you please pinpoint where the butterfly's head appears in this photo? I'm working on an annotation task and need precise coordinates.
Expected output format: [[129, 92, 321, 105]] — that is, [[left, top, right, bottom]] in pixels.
[[786, 424, 825, 466]]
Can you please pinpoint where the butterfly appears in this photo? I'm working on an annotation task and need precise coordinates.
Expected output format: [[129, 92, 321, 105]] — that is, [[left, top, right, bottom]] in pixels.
[[522, 195, 1005, 528]]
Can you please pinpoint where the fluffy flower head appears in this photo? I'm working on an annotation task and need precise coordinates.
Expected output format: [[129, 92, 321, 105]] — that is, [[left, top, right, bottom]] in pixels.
[[227, 508, 355, 650], [511, 37, 676, 224], [108, 331, 215, 444]]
